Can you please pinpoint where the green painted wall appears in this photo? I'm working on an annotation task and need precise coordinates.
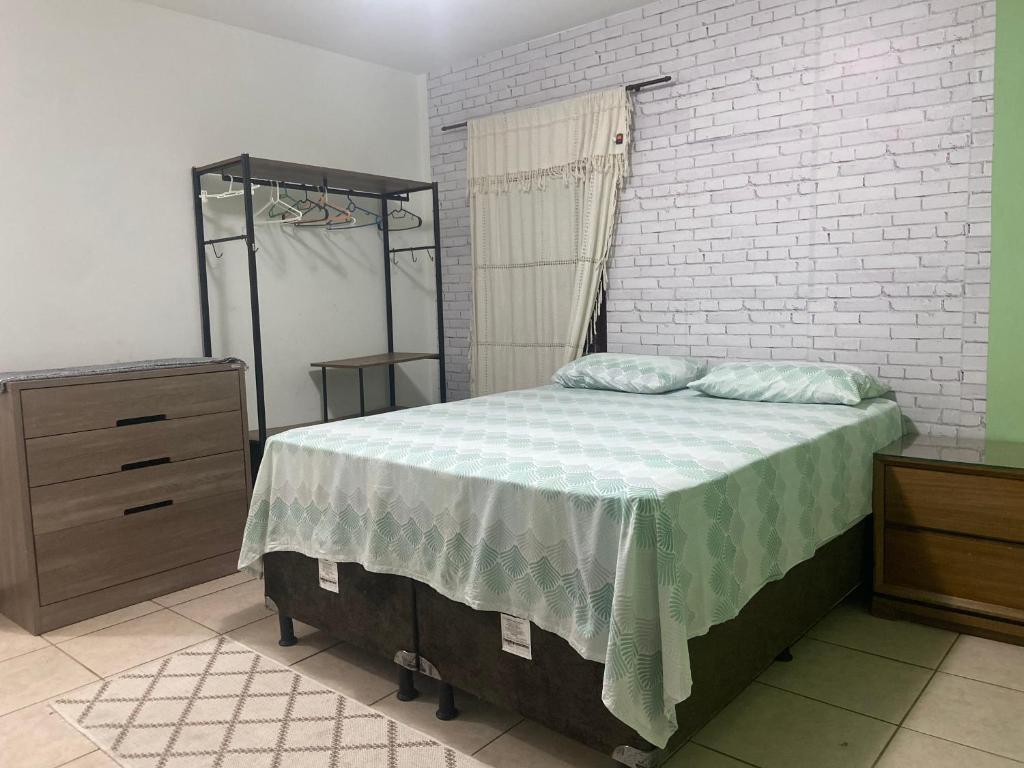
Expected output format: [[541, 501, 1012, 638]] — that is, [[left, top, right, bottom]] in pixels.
[[988, 0, 1024, 441]]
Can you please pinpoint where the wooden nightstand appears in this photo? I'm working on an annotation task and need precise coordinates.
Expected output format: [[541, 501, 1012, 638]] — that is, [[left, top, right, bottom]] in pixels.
[[872, 435, 1024, 645]]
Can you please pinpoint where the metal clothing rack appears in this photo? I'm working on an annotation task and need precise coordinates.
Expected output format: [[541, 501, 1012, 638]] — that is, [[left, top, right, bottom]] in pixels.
[[192, 154, 446, 465]]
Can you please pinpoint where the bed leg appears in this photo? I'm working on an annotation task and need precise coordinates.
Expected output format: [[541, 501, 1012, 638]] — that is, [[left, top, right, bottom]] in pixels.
[[277, 614, 298, 647], [776, 646, 794, 662], [397, 666, 419, 701], [612, 740, 663, 767], [435, 681, 459, 721]]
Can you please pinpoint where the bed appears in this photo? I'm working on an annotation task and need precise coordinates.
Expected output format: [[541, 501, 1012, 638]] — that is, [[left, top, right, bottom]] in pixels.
[[240, 384, 903, 764]]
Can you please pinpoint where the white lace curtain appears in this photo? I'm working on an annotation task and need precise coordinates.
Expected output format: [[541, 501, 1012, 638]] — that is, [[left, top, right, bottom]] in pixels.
[[468, 88, 632, 396]]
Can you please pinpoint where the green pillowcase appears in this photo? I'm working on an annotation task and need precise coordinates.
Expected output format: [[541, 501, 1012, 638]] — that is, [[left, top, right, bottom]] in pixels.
[[688, 361, 890, 405], [552, 353, 706, 394]]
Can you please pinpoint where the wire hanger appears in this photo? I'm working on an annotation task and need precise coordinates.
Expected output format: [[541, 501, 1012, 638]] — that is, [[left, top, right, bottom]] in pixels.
[[294, 186, 353, 227], [292, 187, 324, 218], [200, 176, 259, 203], [268, 185, 304, 220], [326, 195, 382, 230], [254, 182, 302, 224], [378, 199, 422, 231]]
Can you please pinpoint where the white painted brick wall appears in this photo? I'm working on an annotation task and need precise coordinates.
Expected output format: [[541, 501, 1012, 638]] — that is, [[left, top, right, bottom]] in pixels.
[[428, 0, 993, 437]]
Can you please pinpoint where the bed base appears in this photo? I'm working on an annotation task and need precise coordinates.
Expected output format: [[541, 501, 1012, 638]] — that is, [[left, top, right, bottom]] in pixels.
[[263, 554, 422, 700], [265, 519, 869, 765]]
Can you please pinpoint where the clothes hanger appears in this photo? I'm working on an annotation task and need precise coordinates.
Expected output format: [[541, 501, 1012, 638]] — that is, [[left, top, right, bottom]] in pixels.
[[294, 186, 353, 227], [378, 199, 422, 231], [293, 188, 323, 216], [264, 183, 299, 222], [326, 195, 382, 230], [321, 190, 355, 226], [268, 186, 304, 219], [200, 176, 259, 203], [273, 187, 303, 224], [253, 182, 280, 218], [255, 182, 302, 224]]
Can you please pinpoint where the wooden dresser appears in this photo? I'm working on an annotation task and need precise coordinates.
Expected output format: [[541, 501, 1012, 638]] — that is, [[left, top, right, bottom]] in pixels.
[[873, 435, 1024, 645], [0, 361, 251, 634]]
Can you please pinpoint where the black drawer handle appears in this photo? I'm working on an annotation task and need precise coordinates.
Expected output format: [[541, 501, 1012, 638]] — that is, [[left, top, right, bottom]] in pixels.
[[121, 457, 171, 471], [125, 499, 173, 515], [116, 414, 167, 427]]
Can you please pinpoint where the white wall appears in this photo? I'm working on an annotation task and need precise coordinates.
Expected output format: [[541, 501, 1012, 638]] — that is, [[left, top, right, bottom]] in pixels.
[[428, 0, 994, 438], [0, 0, 437, 430]]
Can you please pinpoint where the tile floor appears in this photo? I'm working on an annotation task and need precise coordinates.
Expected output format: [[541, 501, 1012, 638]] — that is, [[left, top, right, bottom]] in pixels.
[[2, 575, 1023, 768]]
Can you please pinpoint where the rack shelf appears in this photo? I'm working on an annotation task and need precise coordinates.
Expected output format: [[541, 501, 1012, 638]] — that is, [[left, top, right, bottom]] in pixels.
[[311, 352, 440, 369], [196, 156, 433, 197], [247, 406, 406, 443], [311, 352, 441, 423]]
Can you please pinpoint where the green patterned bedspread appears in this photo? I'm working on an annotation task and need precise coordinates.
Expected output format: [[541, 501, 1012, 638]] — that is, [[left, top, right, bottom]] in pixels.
[[239, 386, 903, 747]]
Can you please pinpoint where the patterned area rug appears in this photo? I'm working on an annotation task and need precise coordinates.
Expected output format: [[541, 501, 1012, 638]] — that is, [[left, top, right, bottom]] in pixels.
[[52, 637, 482, 768]]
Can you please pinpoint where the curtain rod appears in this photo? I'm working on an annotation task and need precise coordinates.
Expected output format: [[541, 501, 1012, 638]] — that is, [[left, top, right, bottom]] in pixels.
[[439, 75, 672, 132]]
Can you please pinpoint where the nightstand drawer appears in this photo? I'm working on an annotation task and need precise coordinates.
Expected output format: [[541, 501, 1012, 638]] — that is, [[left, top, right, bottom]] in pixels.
[[21, 371, 241, 438], [30, 451, 247, 534], [885, 465, 1024, 543], [35, 490, 247, 605], [883, 527, 1024, 613], [25, 411, 243, 486]]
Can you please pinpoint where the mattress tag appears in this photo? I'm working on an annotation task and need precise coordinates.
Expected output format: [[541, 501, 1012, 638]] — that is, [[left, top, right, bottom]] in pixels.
[[500, 614, 532, 660], [318, 559, 339, 593]]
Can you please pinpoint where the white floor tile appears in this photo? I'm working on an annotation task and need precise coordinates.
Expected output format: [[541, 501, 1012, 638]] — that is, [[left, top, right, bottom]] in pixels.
[[373, 676, 521, 756], [57, 609, 215, 678], [474, 719, 616, 768], [758, 637, 931, 723], [60, 751, 120, 767], [693, 682, 895, 768], [0, 646, 97, 716], [170, 579, 273, 633], [43, 601, 162, 644], [904, 672, 1024, 761], [940, 635, 1024, 693], [0, 702, 97, 768], [292, 642, 398, 705], [153, 570, 254, 608], [0, 612, 49, 663], [877, 728, 1021, 768], [808, 600, 956, 668], [226, 614, 337, 665], [663, 742, 752, 767]]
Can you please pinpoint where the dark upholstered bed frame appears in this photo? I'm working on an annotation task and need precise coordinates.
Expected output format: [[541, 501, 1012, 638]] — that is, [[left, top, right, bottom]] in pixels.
[[263, 517, 870, 766]]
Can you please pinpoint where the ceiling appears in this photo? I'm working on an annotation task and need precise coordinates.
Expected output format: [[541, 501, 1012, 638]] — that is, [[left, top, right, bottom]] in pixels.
[[133, 0, 655, 73]]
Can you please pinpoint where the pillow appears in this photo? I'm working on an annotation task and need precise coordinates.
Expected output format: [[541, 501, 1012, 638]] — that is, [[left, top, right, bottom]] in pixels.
[[687, 361, 890, 405], [552, 353, 706, 394]]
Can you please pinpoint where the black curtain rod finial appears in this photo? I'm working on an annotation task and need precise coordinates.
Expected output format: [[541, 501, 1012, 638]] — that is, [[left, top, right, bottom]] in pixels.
[[440, 75, 672, 132]]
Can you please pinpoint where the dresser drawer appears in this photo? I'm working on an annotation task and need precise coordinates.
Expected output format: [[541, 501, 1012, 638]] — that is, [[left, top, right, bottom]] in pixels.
[[35, 490, 247, 605], [885, 465, 1024, 542], [30, 451, 247, 534], [883, 527, 1024, 613], [21, 370, 241, 438], [26, 411, 243, 487]]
